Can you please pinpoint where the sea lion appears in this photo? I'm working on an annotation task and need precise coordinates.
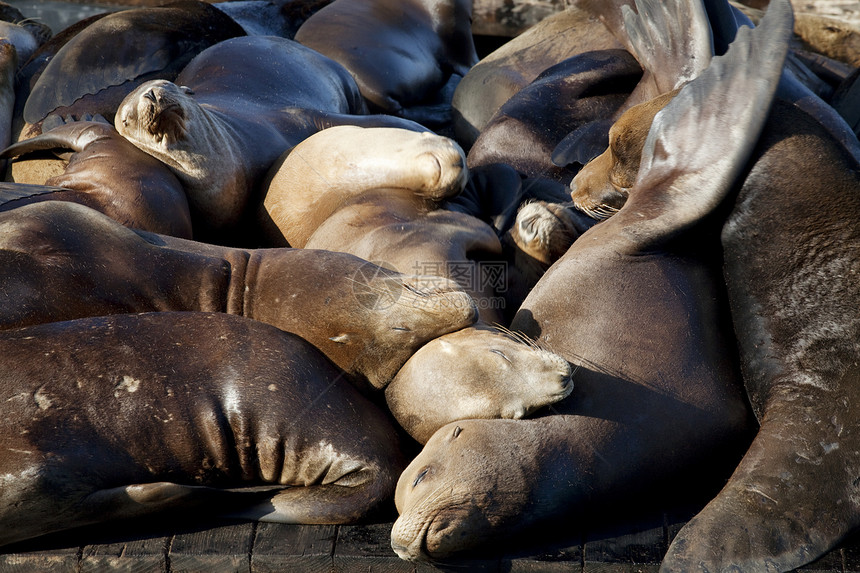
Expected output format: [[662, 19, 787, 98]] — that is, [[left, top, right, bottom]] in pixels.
[[1, 120, 192, 238], [467, 49, 643, 183], [264, 126, 504, 324], [116, 36, 424, 241], [260, 125, 465, 248], [0, 200, 478, 390], [385, 325, 573, 445], [451, 7, 625, 150], [0, 311, 406, 546], [294, 0, 478, 122], [659, 30, 860, 573], [19, 1, 246, 140], [391, 0, 791, 560]]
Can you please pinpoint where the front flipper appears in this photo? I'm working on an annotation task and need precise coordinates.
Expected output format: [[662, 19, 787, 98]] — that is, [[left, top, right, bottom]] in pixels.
[[82, 482, 287, 523], [0, 181, 72, 209], [610, 0, 793, 251]]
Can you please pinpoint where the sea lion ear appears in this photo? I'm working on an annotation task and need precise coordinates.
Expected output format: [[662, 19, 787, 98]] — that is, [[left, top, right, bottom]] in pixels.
[[180, 85, 194, 95], [617, 0, 794, 248]]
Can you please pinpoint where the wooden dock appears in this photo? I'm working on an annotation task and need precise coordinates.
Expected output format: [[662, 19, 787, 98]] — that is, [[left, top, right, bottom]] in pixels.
[[3, 509, 860, 572]]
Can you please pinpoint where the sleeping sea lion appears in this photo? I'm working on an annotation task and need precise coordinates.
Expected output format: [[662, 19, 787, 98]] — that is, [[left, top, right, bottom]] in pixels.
[[0, 311, 406, 546], [384, 325, 573, 445], [1, 120, 192, 238], [116, 36, 425, 241], [391, 0, 791, 560], [264, 126, 504, 324], [0, 200, 478, 390], [294, 0, 478, 122]]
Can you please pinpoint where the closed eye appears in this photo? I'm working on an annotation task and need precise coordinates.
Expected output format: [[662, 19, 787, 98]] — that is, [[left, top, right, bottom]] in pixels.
[[413, 468, 429, 488], [490, 349, 511, 363]]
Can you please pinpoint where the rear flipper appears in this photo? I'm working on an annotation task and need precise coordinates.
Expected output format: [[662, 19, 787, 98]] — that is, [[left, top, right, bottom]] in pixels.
[[661, 381, 860, 572]]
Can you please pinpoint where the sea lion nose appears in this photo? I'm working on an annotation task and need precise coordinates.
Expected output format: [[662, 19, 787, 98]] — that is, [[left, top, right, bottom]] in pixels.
[[143, 89, 157, 103]]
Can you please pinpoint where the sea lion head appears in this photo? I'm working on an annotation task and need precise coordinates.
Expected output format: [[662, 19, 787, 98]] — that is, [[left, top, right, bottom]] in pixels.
[[569, 90, 678, 220], [384, 325, 572, 444], [391, 419, 547, 561], [116, 79, 249, 232], [116, 79, 196, 151]]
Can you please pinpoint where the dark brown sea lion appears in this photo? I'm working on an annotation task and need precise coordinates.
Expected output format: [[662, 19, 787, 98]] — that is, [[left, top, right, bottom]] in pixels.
[[294, 0, 478, 122], [0, 200, 478, 390], [384, 325, 573, 445], [116, 36, 424, 241], [391, 0, 791, 560], [660, 31, 860, 573], [263, 126, 504, 324], [0, 311, 406, 546], [1, 120, 192, 238], [19, 1, 246, 140], [451, 6, 625, 150], [467, 49, 643, 183]]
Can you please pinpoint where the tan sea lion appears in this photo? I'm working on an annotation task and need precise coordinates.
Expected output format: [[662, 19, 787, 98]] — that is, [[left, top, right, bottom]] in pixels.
[[391, 0, 791, 560], [0, 200, 478, 390], [116, 36, 425, 241], [259, 125, 465, 248], [384, 325, 573, 445], [0, 311, 406, 546], [261, 125, 505, 325], [1, 120, 192, 238], [294, 0, 478, 123]]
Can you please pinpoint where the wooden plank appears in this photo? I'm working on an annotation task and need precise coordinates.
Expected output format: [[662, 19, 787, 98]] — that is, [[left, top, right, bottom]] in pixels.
[[80, 536, 167, 573], [168, 521, 255, 573], [250, 523, 336, 573], [507, 543, 584, 572], [0, 550, 80, 572]]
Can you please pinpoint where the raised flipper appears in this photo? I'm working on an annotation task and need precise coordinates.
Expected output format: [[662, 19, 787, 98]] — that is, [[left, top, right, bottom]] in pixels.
[[608, 0, 792, 251], [621, 0, 713, 93]]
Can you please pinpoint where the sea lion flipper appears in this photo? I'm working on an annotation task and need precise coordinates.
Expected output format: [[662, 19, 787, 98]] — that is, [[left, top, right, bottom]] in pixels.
[[0, 121, 105, 158], [613, 0, 793, 249], [621, 0, 713, 94], [0, 181, 71, 206]]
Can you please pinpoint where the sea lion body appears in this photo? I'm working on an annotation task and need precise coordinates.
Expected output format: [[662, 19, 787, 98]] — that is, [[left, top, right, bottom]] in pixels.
[[468, 49, 642, 183], [661, 95, 860, 573], [452, 7, 624, 149], [0, 201, 478, 389], [1, 120, 192, 238], [391, 0, 793, 561], [0, 311, 406, 546], [261, 125, 504, 324], [260, 125, 463, 248], [116, 36, 423, 240], [294, 0, 478, 117]]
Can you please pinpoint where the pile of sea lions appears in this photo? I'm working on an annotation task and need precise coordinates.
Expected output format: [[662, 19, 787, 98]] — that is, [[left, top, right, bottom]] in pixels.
[[0, 0, 858, 571]]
